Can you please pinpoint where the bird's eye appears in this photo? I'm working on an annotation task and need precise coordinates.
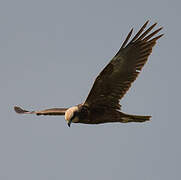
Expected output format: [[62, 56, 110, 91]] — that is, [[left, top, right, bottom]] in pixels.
[[81, 106, 88, 113], [79, 106, 88, 119]]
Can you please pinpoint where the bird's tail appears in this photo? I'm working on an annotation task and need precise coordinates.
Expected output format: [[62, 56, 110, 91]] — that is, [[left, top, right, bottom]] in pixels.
[[120, 112, 151, 123]]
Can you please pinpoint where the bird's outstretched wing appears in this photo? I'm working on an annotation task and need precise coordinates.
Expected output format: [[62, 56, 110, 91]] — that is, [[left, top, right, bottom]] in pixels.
[[14, 106, 67, 116], [84, 21, 163, 110]]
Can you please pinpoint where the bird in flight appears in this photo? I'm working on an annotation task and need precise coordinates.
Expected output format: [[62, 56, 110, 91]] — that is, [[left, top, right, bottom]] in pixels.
[[14, 21, 163, 127]]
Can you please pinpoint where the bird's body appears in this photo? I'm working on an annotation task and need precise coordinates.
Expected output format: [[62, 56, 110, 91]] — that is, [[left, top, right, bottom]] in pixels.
[[65, 105, 151, 125], [14, 21, 163, 127]]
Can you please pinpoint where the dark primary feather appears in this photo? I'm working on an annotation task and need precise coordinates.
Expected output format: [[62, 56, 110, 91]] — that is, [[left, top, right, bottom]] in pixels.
[[84, 21, 163, 110], [14, 106, 67, 116]]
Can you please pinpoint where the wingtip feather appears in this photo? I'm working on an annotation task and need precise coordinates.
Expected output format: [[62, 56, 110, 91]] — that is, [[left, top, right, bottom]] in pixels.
[[14, 106, 30, 114]]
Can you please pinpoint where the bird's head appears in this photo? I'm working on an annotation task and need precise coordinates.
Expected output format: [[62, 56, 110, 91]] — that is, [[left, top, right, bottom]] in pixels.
[[65, 106, 79, 127]]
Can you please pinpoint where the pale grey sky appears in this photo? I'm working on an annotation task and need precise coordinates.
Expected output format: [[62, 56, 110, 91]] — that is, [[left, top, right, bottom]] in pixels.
[[0, 0, 180, 179]]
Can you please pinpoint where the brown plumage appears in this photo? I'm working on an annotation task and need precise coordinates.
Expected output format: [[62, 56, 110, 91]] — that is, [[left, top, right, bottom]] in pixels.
[[14, 106, 67, 116], [14, 21, 163, 127]]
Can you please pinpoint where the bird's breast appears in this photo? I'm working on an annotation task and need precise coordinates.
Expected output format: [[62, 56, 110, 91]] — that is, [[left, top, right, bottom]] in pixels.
[[72, 116, 79, 123]]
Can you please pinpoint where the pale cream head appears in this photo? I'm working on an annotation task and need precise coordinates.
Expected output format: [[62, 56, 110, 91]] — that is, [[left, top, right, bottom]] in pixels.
[[65, 106, 79, 123]]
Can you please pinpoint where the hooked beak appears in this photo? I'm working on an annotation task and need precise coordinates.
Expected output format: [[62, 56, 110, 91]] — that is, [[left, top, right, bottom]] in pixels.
[[68, 119, 73, 127]]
